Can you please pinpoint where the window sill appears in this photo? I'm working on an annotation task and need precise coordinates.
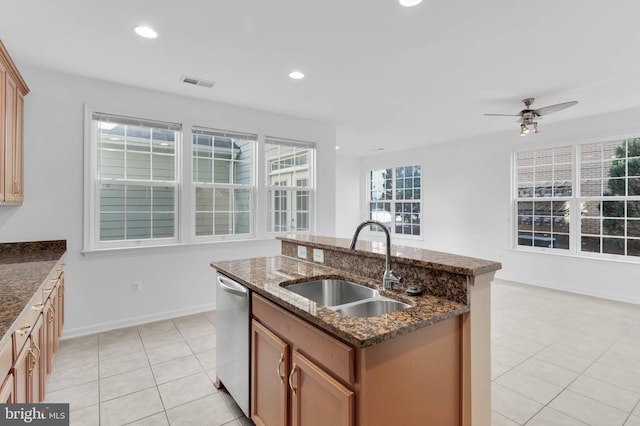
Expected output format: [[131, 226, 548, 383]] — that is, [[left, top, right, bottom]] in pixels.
[[507, 246, 640, 265], [81, 237, 279, 256]]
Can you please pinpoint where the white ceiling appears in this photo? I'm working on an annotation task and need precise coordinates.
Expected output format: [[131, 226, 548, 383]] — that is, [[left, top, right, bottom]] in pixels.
[[2, 0, 640, 155]]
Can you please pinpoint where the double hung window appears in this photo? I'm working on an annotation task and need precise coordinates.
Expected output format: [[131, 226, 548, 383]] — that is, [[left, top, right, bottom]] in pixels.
[[368, 165, 421, 237], [89, 112, 180, 248], [515, 147, 572, 250], [193, 127, 255, 238], [514, 138, 640, 259], [86, 110, 317, 251], [265, 137, 315, 233], [578, 139, 640, 257]]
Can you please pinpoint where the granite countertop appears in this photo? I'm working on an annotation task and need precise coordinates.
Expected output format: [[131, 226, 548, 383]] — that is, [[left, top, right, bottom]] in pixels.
[[211, 256, 469, 348], [280, 234, 502, 276], [0, 240, 66, 347]]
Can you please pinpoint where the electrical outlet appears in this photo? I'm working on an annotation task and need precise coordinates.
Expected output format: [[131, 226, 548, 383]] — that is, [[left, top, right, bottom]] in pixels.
[[297, 245, 307, 259], [131, 281, 142, 293], [313, 249, 324, 263]]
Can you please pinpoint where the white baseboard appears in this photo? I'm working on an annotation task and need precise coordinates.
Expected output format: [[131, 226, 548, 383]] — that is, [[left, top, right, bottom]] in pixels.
[[60, 303, 216, 340], [495, 272, 640, 306]]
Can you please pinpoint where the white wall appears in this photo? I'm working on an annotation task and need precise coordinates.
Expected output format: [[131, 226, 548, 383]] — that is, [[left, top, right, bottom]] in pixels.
[[335, 153, 362, 238], [0, 66, 336, 337], [337, 109, 640, 305]]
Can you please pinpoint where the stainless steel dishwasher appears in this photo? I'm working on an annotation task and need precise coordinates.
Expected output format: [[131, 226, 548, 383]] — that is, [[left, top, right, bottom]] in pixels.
[[215, 272, 250, 417]]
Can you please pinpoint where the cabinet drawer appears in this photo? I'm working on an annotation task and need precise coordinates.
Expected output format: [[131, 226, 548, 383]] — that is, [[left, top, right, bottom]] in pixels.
[[252, 294, 355, 385], [42, 272, 61, 302], [12, 297, 41, 359]]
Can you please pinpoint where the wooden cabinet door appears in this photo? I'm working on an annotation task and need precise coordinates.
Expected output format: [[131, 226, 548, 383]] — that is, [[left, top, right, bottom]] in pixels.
[[290, 351, 354, 426], [251, 320, 289, 426], [30, 314, 44, 402], [49, 285, 59, 353], [57, 272, 65, 335], [0, 372, 14, 403], [11, 89, 23, 203], [3, 71, 18, 203], [12, 336, 31, 403], [45, 295, 55, 376], [0, 60, 6, 202]]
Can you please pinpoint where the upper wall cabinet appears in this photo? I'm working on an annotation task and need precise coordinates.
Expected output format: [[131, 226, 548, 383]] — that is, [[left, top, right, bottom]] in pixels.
[[0, 40, 29, 205]]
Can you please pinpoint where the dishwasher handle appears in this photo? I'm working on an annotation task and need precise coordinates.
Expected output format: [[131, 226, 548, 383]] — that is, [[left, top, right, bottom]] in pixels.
[[218, 275, 249, 298]]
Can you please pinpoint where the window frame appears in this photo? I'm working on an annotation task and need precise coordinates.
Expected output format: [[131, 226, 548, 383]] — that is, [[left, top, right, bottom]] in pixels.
[[512, 136, 640, 262], [191, 126, 257, 241], [264, 136, 316, 235], [366, 164, 423, 239], [84, 108, 182, 251], [84, 107, 319, 252]]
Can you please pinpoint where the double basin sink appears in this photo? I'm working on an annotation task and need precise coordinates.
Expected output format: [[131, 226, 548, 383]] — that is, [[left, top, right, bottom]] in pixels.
[[283, 279, 411, 317]]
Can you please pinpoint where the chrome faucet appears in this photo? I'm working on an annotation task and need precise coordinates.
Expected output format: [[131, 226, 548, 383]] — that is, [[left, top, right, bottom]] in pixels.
[[350, 220, 404, 290]]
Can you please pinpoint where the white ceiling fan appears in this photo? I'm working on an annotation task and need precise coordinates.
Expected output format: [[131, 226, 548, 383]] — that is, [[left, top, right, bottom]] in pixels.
[[485, 98, 578, 136]]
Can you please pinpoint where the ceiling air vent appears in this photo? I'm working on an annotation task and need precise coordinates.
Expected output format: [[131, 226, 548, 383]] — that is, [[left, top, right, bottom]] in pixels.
[[180, 76, 215, 88]]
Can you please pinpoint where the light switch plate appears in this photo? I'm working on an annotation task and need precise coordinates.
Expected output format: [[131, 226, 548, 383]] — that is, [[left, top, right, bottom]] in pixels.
[[297, 245, 307, 259], [313, 249, 324, 263]]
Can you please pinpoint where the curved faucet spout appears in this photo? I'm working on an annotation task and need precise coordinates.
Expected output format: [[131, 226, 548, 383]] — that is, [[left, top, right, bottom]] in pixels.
[[350, 220, 404, 290]]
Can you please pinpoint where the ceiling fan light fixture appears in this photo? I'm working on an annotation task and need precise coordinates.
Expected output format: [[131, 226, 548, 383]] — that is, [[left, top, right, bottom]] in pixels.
[[520, 123, 529, 136], [533, 122, 539, 134]]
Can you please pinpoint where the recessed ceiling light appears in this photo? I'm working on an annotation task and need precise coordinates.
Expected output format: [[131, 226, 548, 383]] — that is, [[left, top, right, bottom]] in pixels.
[[335, 146, 340, 150], [289, 71, 305, 80], [399, 0, 423, 6], [134, 26, 158, 39]]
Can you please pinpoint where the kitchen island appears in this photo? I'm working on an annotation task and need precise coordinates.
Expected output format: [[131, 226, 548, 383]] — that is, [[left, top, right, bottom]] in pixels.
[[212, 235, 501, 426]]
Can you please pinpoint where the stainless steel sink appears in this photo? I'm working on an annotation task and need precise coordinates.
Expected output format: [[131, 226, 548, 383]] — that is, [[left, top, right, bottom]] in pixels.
[[285, 279, 376, 306], [283, 278, 412, 317], [333, 299, 411, 317]]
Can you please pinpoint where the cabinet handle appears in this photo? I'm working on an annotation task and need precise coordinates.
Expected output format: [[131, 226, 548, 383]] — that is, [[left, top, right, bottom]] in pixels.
[[43, 287, 52, 293], [13, 180, 21, 195], [32, 303, 44, 311], [17, 325, 31, 336], [288, 364, 298, 397], [31, 341, 41, 361], [50, 278, 58, 283], [27, 348, 36, 377], [48, 308, 54, 324], [276, 353, 285, 384]]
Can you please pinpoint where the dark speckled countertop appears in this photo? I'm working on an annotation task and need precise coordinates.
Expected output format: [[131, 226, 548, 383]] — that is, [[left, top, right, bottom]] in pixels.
[[280, 234, 501, 276], [211, 256, 470, 348], [0, 240, 66, 347]]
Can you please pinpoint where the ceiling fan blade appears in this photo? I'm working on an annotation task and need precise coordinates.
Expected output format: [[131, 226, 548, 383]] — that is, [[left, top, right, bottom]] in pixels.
[[533, 101, 578, 116], [484, 113, 521, 117]]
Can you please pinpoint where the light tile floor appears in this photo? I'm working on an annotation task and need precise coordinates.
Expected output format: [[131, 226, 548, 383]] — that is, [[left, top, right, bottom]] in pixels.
[[45, 311, 254, 426], [492, 279, 640, 426], [45, 280, 640, 425]]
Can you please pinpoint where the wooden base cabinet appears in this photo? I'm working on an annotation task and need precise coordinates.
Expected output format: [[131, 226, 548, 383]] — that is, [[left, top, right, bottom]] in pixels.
[[251, 294, 463, 426], [251, 320, 289, 426], [251, 296, 354, 426], [290, 351, 354, 426], [1, 262, 64, 405]]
